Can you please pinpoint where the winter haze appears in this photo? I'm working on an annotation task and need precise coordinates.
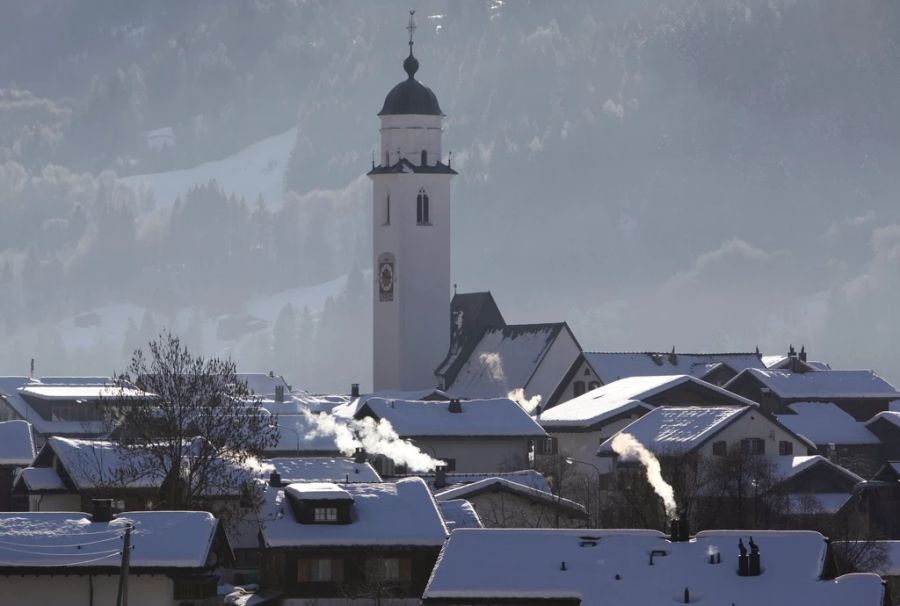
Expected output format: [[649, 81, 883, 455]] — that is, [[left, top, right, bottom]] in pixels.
[[1, 0, 898, 390]]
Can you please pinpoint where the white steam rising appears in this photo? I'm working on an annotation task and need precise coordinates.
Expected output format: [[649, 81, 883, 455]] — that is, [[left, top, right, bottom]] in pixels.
[[480, 352, 506, 382], [302, 412, 442, 472], [507, 387, 542, 414], [610, 433, 677, 517]]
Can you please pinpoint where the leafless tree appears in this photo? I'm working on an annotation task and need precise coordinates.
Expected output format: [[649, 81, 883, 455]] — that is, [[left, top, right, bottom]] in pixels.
[[105, 331, 279, 513]]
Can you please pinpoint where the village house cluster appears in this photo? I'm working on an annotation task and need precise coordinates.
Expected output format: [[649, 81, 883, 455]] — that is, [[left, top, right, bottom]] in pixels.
[[1, 15, 898, 606]]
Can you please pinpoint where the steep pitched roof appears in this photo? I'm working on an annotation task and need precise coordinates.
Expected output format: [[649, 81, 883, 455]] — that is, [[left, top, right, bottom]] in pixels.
[[0, 420, 35, 466], [0, 510, 224, 570], [423, 529, 885, 605], [726, 369, 900, 400], [778, 403, 881, 445], [356, 397, 546, 438], [446, 323, 572, 399], [260, 477, 447, 548], [540, 375, 756, 429], [583, 352, 765, 385], [436, 291, 506, 384], [438, 499, 483, 531], [434, 477, 587, 518]]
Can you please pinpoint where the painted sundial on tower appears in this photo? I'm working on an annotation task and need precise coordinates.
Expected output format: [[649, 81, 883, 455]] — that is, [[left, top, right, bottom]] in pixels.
[[378, 253, 395, 301]]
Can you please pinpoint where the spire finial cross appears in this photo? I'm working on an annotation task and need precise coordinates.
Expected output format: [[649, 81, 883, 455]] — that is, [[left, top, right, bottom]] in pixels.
[[407, 10, 417, 52]]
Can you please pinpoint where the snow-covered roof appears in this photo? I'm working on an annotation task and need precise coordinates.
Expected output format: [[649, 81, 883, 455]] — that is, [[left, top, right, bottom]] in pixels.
[[597, 406, 751, 456], [0, 420, 35, 465], [434, 477, 587, 517], [728, 369, 900, 399], [542, 375, 756, 428], [268, 413, 341, 454], [0, 511, 221, 570], [332, 389, 452, 419], [446, 324, 567, 398], [44, 437, 164, 490], [788, 493, 853, 514], [438, 499, 483, 531], [762, 355, 832, 371], [0, 377, 106, 436], [285, 482, 353, 501], [15, 466, 66, 491], [416, 469, 551, 493], [269, 457, 381, 483], [261, 477, 447, 548], [583, 352, 766, 384], [18, 384, 150, 401], [770, 455, 863, 484], [422, 529, 886, 605], [867, 410, 900, 430], [357, 397, 546, 438], [778, 403, 880, 445], [236, 372, 291, 397]]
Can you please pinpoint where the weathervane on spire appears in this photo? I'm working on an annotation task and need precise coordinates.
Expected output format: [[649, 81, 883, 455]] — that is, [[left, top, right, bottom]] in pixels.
[[406, 10, 417, 54]]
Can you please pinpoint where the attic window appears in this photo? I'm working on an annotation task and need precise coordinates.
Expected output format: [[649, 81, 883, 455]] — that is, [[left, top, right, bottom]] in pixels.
[[741, 438, 766, 456], [314, 507, 338, 522], [573, 381, 586, 397], [779, 441, 793, 456]]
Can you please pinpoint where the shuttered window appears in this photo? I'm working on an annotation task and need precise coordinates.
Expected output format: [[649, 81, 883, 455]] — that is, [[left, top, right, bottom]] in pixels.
[[297, 558, 345, 582]]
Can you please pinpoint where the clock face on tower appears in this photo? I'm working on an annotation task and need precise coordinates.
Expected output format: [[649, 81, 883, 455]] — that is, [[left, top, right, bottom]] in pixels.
[[378, 253, 395, 302]]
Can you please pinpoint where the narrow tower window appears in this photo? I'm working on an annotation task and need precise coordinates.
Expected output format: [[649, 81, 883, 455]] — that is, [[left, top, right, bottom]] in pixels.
[[416, 188, 430, 225], [384, 150, 390, 166], [383, 194, 391, 225], [421, 149, 428, 166]]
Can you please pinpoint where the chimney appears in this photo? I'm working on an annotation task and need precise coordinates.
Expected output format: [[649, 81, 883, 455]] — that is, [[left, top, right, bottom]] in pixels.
[[799, 345, 807, 363], [434, 464, 447, 489], [738, 538, 749, 576], [669, 515, 689, 542], [448, 399, 462, 413], [759, 387, 777, 414], [353, 447, 367, 464], [274, 384, 285, 403], [92, 499, 114, 523], [748, 537, 761, 576], [269, 470, 282, 487], [351, 383, 360, 398]]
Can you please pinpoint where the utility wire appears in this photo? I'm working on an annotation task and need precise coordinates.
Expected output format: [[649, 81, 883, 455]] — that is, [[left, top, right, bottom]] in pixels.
[[0, 545, 121, 557], [0, 534, 124, 548], [0, 550, 122, 567]]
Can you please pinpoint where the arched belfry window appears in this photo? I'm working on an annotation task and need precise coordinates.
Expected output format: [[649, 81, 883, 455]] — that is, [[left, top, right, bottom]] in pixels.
[[421, 149, 428, 166], [416, 188, 430, 225]]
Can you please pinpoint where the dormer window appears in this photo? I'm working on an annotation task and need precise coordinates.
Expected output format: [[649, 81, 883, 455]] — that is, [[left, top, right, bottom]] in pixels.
[[416, 188, 430, 225], [285, 482, 354, 524]]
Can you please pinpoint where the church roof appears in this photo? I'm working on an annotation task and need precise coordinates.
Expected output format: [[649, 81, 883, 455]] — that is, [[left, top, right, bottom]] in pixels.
[[379, 52, 443, 116], [367, 157, 456, 176]]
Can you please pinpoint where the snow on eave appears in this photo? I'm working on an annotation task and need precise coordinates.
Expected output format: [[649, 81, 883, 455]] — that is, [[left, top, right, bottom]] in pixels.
[[434, 477, 587, 516], [0, 420, 35, 465], [727, 368, 900, 399]]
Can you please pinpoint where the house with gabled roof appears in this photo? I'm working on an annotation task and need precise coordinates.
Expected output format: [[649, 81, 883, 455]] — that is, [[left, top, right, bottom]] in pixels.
[[866, 411, 900, 462], [259, 476, 447, 603], [0, 504, 232, 606], [597, 406, 815, 462], [546, 350, 767, 407], [434, 477, 588, 529], [769, 455, 863, 521], [724, 368, 900, 420], [347, 396, 547, 474], [422, 528, 888, 606], [435, 291, 582, 409], [0, 419, 35, 510], [538, 375, 760, 461], [777, 402, 883, 477]]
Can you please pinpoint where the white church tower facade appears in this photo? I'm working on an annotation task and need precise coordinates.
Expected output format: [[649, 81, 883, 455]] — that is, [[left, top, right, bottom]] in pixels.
[[369, 13, 455, 391]]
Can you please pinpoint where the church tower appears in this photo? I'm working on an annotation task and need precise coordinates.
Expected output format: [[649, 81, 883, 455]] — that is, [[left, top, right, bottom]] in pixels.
[[369, 12, 456, 391]]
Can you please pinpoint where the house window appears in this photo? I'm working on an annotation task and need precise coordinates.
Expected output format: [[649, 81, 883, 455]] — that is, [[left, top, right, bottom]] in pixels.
[[313, 507, 338, 522], [416, 188, 430, 225], [573, 381, 586, 397], [712, 440, 727, 456], [298, 558, 344, 583], [588, 381, 601, 391], [779, 440, 793, 456], [741, 438, 766, 456], [366, 557, 412, 582], [539, 437, 558, 455]]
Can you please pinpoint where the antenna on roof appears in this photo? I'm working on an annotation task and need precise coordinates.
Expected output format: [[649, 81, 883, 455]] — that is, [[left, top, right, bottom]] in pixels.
[[29, 358, 34, 379]]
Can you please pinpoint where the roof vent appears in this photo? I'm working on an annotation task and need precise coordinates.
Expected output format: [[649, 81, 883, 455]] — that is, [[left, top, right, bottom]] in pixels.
[[448, 399, 462, 413]]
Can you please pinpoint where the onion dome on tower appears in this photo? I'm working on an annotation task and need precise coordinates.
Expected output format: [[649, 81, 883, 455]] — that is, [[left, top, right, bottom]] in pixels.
[[378, 11, 443, 116]]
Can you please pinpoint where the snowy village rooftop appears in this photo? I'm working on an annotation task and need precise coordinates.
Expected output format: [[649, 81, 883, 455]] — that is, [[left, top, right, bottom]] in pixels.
[[582, 351, 766, 384], [0, 510, 222, 570], [285, 482, 353, 501], [539, 375, 756, 428], [350, 396, 547, 438], [778, 402, 881, 445], [269, 457, 381, 483], [727, 368, 900, 399], [261, 477, 447, 548], [422, 529, 886, 605], [0, 420, 35, 466]]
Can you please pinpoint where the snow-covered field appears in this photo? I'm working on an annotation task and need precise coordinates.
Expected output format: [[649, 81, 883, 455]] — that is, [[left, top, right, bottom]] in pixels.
[[122, 127, 297, 208]]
